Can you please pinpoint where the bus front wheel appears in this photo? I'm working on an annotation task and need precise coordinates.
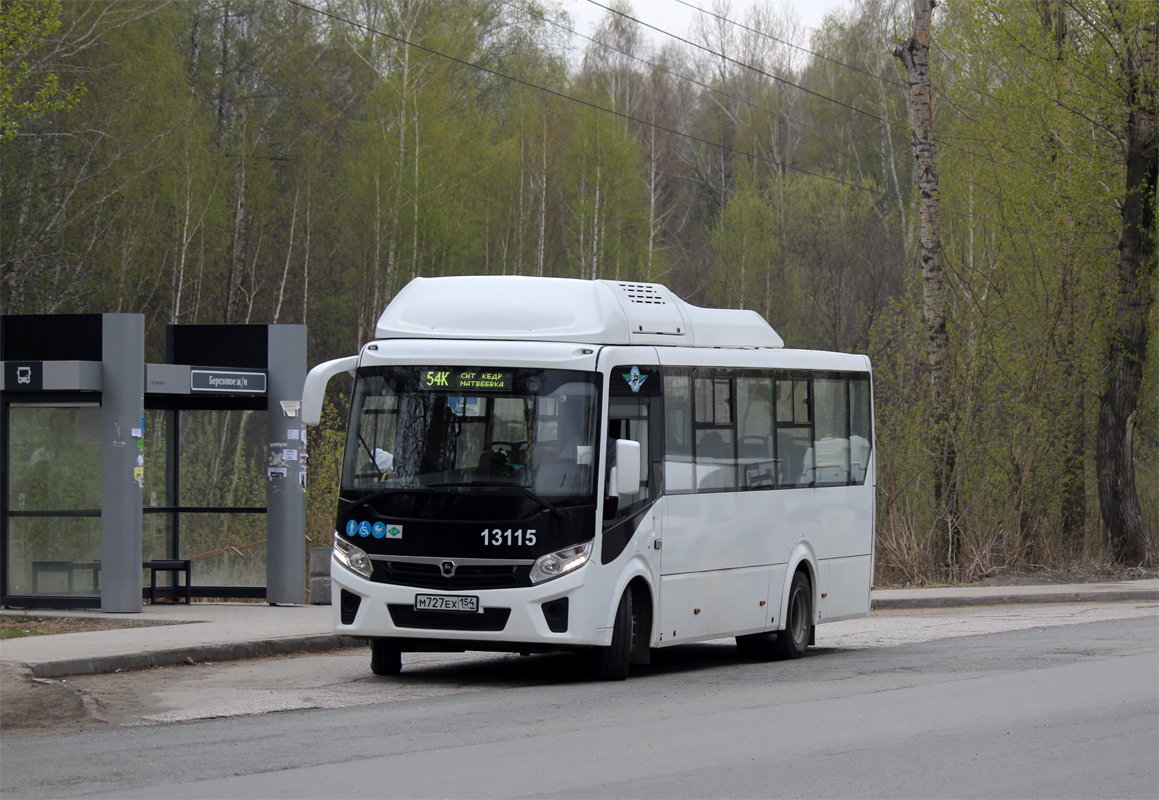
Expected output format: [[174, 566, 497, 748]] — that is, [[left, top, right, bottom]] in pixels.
[[773, 570, 813, 660], [370, 638, 402, 675], [595, 589, 633, 681]]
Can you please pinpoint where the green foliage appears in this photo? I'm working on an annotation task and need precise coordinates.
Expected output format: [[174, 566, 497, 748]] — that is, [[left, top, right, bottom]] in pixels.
[[3, 0, 1153, 584], [306, 397, 348, 545], [0, 0, 84, 142]]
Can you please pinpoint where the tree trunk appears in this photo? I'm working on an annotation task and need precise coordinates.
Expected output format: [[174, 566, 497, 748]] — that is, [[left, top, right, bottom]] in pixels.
[[302, 179, 311, 325], [1046, 1, 1087, 549], [1096, 12, 1157, 566], [895, 0, 958, 572], [272, 184, 298, 324], [537, 115, 547, 278]]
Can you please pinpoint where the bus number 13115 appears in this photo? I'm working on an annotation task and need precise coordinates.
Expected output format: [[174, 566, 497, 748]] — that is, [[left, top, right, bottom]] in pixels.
[[481, 528, 536, 546]]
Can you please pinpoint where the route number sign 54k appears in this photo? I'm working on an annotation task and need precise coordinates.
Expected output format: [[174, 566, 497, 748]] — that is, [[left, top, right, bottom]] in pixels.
[[481, 528, 536, 546]]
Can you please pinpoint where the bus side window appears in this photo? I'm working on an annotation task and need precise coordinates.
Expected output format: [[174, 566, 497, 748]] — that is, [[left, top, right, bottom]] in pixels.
[[776, 378, 813, 488], [849, 377, 872, 484], [607, 401, 651, 516], [664, 372, 694, 493], [737, 376, 775, 489], [813, 376, 850, 486], [693, 372, 736, 491]]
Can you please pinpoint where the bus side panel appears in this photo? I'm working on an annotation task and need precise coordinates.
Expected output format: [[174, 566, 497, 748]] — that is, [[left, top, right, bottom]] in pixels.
[[819, 554, 872, 621], [660, 487, 816, 640], [810, 484, 875, 562], [691, 566, 768, 638], [661, 489, 812, 575], [657, 567, 769, 644], [810, 482, 873, 623], [766, 563, 787, 631], [736, 487, 818, 568], [657, 573, 694, 643]]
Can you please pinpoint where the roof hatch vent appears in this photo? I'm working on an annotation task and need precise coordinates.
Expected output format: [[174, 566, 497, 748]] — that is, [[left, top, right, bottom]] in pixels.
[[619, 282, 667, 305]]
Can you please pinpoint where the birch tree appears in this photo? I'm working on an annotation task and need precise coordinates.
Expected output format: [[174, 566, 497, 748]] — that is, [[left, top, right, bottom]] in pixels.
[[895, 0, 957, 570]]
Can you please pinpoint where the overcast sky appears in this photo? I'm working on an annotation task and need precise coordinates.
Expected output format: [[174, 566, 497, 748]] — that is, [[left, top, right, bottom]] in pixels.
[[564, 0, 852, 51]]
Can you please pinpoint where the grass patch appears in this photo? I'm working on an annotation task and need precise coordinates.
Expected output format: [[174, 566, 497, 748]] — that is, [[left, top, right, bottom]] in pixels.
[[0, 615, 148, 639]]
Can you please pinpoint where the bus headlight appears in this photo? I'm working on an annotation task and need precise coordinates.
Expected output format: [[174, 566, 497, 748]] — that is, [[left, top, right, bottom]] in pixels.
[[333, 532, 372, 578], [530, 541, 592, 584]]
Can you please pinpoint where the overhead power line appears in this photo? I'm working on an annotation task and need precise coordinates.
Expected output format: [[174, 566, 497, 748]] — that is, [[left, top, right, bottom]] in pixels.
[[584, 0, 882, 121], [671, 0, 905, 88], [282, 0, 900, 205], [500, 0, 884, 162]]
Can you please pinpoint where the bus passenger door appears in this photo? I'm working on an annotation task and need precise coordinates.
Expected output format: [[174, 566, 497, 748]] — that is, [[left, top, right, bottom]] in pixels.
[[599, 357, 664, 589], [602, 395, 661, 573]]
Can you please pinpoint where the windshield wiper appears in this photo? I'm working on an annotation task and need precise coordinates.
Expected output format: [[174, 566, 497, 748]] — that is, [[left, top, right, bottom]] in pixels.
[[343, 484, 425, 513], [425, 480, 564, 517]]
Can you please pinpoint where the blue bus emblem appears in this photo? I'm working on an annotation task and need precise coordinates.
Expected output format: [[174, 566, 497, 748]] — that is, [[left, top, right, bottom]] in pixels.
[[372, 522, 386, 539], [358, 521, 371, 537], [345, 520, 358, 537]]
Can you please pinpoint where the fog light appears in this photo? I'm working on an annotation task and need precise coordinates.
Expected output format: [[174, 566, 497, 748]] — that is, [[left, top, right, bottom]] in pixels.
[[542, 597, 569, 633]]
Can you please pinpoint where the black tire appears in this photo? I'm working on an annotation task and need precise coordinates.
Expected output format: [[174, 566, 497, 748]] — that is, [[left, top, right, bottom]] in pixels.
[[596, 589, 633, 681], [773, 570, 813, 660], [370, 638, 402, 675]]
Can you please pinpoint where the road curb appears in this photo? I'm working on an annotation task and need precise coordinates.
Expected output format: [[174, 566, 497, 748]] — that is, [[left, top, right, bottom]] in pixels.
[[23, 634, 367, 678], [11, 585, 1155, 678], [871, 587, 1159, 610]]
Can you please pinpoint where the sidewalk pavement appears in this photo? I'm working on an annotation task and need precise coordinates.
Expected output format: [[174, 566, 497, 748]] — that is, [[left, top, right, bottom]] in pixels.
[[2, 580, 1155, 679]]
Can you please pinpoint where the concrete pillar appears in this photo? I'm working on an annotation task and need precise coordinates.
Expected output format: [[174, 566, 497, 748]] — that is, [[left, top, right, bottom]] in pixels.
[[101, 314, 144, 612], [266, 325, 306, 604]]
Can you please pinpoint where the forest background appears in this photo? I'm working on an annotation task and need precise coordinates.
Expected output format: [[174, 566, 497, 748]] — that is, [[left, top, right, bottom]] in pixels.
[[2, 0, 1155, 585]]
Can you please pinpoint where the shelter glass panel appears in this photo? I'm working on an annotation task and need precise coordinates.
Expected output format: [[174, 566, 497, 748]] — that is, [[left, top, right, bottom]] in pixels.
[[177, 409, 267, 508], [6, 405, 102, 597], [180, 512, 266, 587]]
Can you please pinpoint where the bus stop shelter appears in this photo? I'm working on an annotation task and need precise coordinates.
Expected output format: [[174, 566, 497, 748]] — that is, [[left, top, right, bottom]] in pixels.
[[1, 314, 306, 611]]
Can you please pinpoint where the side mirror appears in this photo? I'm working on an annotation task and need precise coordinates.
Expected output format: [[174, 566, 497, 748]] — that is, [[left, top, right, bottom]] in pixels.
[[301, 355, 358, 426], [614, 439, 641, 496]]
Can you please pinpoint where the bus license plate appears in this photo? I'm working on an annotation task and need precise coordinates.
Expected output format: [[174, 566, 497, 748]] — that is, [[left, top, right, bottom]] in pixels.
[[415, 594, 479, 613]]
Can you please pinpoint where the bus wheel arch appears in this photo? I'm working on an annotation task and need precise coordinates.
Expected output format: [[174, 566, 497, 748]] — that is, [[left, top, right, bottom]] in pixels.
[[595, 586, 633, 680], [773, 569, 814, 660], [627, 576, 652, 665], [776, 546, 817, 655], [596, 570, 654, 679]]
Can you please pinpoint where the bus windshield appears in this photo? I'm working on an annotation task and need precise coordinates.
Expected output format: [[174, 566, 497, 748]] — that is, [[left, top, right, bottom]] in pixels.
[[341, 366, 600, 504]]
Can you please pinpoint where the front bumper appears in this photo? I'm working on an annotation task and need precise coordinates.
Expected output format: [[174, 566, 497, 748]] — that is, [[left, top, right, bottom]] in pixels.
[[330, 555, 611, 648]]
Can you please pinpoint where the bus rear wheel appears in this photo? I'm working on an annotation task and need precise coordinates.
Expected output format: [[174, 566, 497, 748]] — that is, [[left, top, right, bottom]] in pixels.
[[595, 588, 633, 681], [773, 570, 813, 660], [370, 638, 402, 675]]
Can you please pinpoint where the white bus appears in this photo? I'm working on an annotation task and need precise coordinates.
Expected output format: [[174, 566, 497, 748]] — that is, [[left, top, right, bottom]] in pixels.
[[302, 277, 874, 679]]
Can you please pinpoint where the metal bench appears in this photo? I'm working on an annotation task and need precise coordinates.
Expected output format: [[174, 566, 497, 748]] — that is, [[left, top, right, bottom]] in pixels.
[[142, 559, 192, 604]]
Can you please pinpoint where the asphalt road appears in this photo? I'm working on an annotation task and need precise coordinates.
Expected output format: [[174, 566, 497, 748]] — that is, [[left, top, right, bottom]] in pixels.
[[2, 605, 1156, 799]]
